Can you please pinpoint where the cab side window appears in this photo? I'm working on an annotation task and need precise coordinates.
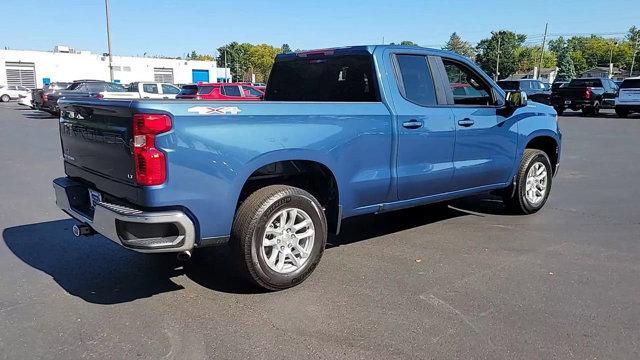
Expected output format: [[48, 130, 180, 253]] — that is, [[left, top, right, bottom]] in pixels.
[[393, 54, 437, 106], [442, 59, 494, 106], [143, 84, 159, 94]]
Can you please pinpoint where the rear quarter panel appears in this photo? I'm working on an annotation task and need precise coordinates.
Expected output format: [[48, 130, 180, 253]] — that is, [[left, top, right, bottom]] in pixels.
[[132, 100, 393, 240]]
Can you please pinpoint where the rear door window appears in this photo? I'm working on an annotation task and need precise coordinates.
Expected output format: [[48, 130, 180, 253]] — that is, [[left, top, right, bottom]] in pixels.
[[143, 83, 159, 94], [393, 54, 437, 106], [222, 86, 242, 97], [569, 79, 603, 87]]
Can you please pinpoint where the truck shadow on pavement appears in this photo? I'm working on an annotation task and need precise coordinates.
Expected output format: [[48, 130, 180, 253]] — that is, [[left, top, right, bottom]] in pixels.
[[3, 196, 509, 304]]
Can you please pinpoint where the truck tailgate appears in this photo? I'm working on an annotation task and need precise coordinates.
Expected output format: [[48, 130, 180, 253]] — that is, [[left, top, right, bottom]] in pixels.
[[59, 100, 136, 186]]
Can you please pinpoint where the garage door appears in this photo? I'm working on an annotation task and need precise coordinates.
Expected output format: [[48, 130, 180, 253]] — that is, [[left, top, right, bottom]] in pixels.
[[153, 68, 174, 83], [5, 62, 36, 89], [192, 69, 210, 83]]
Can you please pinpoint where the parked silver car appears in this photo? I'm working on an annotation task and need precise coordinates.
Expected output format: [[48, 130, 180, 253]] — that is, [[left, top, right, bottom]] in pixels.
[[0, 85, 30, 102]]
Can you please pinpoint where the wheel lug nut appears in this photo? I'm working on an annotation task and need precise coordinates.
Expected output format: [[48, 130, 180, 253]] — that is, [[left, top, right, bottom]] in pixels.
[[280, 246, 285, 250]]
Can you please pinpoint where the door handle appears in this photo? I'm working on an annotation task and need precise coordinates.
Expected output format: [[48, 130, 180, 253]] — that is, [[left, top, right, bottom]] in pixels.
[[458, 118, 475, 127], [402, 119, 423, 129]]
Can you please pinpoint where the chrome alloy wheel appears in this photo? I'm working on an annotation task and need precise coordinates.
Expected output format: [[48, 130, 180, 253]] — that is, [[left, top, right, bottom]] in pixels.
[[525, 162, 548, 205], [261, 208, 315, 274]]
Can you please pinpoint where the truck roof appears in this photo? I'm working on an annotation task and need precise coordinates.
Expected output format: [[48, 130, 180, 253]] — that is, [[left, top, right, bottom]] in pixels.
[[276, 45, 463, 61]]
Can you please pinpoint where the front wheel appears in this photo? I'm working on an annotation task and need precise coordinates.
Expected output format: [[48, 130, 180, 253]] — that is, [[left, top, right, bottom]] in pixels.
[[503, 149, 553, 214], [0, 95, 10, 102], [231, 185, 327, 290]]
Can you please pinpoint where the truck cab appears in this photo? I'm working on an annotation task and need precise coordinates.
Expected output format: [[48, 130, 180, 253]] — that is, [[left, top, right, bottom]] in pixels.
[[53, 45, 561, 290]]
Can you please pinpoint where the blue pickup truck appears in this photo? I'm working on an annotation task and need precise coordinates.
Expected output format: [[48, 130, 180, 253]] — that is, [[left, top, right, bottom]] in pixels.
[[53, 45, 561, 290]]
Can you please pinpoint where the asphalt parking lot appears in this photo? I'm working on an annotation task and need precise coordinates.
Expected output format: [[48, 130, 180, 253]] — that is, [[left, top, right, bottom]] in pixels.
[[0, 102, 639, 359]]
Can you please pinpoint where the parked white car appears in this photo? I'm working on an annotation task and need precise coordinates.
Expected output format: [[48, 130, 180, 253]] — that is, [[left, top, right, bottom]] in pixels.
[[126, 82, 181, 99], [615, 77, 640, 117], [18, 91, 33, 108], [0, 85, 30, 102]]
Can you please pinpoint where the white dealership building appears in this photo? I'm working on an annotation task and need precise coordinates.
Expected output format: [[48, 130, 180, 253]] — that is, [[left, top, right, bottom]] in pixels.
[[0, 45, 231, 88]]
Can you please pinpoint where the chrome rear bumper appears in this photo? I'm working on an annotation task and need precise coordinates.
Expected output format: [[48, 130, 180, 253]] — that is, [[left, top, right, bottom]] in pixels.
[[53, 177, 195, 253]]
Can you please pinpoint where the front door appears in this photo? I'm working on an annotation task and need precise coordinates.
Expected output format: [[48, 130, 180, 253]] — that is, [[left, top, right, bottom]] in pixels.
[[387, 52, 456, 201], [440, 58, 517, 191]]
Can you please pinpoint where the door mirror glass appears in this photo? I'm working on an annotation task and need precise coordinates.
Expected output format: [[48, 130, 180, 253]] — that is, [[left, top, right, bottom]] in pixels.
[[505, 90, 528, 108]]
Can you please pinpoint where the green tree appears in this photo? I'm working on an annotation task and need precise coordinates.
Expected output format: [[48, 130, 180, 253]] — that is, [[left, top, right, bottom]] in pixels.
[[475, 30, 527, 79], [515, 46, 556, 73], [556, 46, 576, 81], [281, 44, 292, 54], [186, 50, 214, 61], [390, 41, 418, 46], [217, 42, 254, 82], [249, 44, 281, 82], [443, 32, 475, 58]]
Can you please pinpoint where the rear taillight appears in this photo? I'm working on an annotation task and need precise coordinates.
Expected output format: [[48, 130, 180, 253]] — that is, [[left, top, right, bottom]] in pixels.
[[95, 93, 104, 99], [132, 113, 172, 186], [585, 87, 591, 99]]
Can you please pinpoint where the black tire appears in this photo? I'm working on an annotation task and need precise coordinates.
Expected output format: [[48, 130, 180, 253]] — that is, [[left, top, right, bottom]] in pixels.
[[554, 106, 564, 116], [615, 107, 629, 118], [0, 95, 10, 102], [231, 185, 327, 290], [503, 149, 553, 215]]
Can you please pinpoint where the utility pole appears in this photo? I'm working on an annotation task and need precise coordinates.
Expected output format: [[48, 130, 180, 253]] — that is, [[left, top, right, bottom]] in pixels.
[[609, 41, 616, 79], [495, 35, 501, 81], [537, 23, 548, 80], [631, 36, 639, 77], [104, 0, 114, 82], [224, 48, 229, 83]]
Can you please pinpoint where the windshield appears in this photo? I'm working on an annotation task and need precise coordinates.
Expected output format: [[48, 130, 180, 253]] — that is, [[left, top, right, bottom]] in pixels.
[[621, 79, 640, 89], [266, 54, 380, 101], [569, 79, 602, 87]]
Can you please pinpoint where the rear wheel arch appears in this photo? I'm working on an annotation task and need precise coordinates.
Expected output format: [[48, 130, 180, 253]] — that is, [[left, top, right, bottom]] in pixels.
[[235, 160, 341, 234]]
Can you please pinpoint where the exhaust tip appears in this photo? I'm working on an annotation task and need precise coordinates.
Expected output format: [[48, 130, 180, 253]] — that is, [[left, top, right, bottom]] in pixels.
[[177, 250, 192, 261], [72, 224, 95, 237]]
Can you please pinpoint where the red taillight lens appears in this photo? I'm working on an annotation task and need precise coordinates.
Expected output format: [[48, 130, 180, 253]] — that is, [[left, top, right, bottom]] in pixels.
[[132, 114, 172, 186], [585, 87, 591, 99]]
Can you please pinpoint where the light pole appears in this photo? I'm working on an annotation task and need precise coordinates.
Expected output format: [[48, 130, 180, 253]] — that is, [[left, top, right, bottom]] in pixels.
[[537, 23, 548, 80], [494, 35, 501, 82], [631, 36, 639, 77], [608, 41, 616, 79], [104, 0, 114, 82]]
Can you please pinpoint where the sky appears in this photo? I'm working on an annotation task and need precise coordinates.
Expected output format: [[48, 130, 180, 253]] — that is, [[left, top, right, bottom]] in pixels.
[[1, 0, 638, 57]]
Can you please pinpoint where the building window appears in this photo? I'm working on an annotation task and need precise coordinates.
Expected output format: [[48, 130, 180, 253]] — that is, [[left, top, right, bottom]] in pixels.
[[153, 68, 174, 83]]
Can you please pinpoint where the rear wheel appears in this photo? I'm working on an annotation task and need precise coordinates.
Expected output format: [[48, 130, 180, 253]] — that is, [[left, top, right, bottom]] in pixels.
[[503, 149, 553, 215], [554, 106, 564, 116], [582, 102, 600, 116], [231, 185, 327, 290], [615, 107, 629, 118], [0, 95, 9, 102]]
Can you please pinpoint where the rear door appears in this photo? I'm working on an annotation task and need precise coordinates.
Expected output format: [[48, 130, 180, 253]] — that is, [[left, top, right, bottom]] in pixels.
[[141, 83, 163, 99], [385, 51, 456, 200], [439, 57, 517, 191], [220, 85, 245, 100]]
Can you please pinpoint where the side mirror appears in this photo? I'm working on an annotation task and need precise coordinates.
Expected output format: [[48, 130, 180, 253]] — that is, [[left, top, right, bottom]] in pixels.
[[505, 90, 528, 108]]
